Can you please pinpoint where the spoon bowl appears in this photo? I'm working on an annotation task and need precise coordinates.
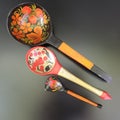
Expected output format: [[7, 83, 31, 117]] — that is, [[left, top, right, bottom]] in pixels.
[[7, 2, 52, 46]]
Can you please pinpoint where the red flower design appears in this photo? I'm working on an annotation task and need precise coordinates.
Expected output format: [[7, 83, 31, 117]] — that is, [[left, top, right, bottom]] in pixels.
[[35, 8, 43, 17], [40, 65, 44, 71], [49, 80, 57, 89], [22, 6, 31, 14], [28, 15, 37, 24], [41, 51, 45, 54], [44, 56, 48, 61], [12, 28, 24, 39], [38, 57, 44, 64]]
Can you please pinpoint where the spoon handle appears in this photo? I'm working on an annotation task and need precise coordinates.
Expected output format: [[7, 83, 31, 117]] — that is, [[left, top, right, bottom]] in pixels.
[[58, 67, 111, 100], [66, 90, 102, 108], [59, 42, 93, 69], [58, 42, 112, 82]]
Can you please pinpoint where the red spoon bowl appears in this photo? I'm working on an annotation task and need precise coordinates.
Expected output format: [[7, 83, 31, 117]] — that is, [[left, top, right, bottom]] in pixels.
[[26, 46, 61, 76]]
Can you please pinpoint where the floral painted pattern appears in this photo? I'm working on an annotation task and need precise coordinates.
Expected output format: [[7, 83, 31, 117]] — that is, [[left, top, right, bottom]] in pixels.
[[26, 46, 55, 74], [8, 3, 51, 45], [45, 76, 64, 92]]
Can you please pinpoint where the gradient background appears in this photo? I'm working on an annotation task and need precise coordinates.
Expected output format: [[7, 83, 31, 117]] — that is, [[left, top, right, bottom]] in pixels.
[[0, 0, 120, 120]]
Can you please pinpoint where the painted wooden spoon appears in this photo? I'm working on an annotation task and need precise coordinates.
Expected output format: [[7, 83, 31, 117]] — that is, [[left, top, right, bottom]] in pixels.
[[25, 46, 111, 100], [45, 76, 102, 108]]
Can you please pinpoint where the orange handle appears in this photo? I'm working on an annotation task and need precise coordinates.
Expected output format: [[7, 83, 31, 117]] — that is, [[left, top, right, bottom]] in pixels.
[[58, 42, 94, 69], [67, 90, 98, 107]]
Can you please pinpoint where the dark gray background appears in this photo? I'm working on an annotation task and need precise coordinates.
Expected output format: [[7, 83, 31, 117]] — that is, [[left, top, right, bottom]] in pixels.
[[0, 0, 120, 120]]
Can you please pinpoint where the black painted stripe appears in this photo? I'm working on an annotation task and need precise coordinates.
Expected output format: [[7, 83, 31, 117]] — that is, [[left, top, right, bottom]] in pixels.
[[91, 65, 112, 82]]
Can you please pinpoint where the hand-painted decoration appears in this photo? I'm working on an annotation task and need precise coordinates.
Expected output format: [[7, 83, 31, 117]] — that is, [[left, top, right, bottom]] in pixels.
[[45, 76, 64, 92], [27, 46, 55, 74], [8, 3, 50, 45]]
